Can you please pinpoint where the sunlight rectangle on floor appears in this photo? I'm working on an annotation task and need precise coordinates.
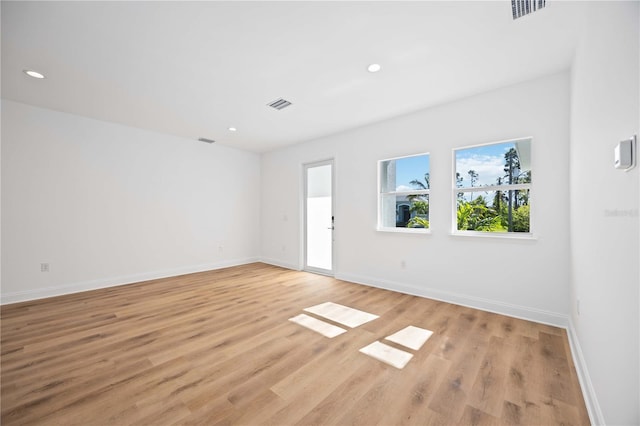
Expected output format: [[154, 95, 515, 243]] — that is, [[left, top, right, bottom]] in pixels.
[[288, 313, 347, 338], [385, 325, 433, 351], [359, 341, 413, 369], [303, 302, 379, 328]]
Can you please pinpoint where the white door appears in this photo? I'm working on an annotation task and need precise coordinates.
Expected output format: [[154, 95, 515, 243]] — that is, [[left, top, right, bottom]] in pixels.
[[304, 160, 334, 275]]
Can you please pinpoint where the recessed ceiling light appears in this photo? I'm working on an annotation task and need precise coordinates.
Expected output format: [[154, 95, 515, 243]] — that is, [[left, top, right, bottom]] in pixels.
[[228, 127, 237, 132], [367, 63, 381, 73], [23, 69, 45, 79]]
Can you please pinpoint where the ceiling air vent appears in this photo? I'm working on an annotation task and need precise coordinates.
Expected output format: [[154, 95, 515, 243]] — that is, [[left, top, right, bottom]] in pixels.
[[198, 137, 216, 144], [267, 98, 292, 110], [511, 0, 546, 20]]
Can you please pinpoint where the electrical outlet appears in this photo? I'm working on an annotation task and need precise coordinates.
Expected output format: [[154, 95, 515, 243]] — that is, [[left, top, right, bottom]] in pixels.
[[400, 260, 406, 269], [281, 245, 286, 252], [40, 263, 50, 272], [576, 298, 581, 316]]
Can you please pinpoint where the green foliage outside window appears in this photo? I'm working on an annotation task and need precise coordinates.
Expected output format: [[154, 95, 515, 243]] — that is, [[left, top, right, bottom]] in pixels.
[[456, 144, 531, 233]]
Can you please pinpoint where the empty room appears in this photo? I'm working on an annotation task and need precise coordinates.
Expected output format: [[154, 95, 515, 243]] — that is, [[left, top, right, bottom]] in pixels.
[[1, 1, 638, 425]]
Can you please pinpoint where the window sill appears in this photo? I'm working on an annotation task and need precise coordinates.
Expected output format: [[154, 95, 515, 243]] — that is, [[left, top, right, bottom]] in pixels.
[[449, 231, 537, 240], [377, 227, 431, 235]]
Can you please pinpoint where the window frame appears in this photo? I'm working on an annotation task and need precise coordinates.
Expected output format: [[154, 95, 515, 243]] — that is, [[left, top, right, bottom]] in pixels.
[[451, 137, 534, 239], [377, 152, 431, 234]]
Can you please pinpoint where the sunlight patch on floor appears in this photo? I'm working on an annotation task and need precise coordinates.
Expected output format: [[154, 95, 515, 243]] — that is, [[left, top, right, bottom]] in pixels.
[[385, 325, 433, 351], [359, 341, 413, 369], [289, 302, 434, 369], [303, 302, 379, 328], [288, 313, 347, 338]]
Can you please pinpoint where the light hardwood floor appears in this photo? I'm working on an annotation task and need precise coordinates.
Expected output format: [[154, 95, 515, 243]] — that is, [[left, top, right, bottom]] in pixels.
[[1, 263, 590, 425]]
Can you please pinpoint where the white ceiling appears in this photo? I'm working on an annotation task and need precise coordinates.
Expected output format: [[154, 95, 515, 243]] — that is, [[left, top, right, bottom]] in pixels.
[[1, 1, 584, 153]]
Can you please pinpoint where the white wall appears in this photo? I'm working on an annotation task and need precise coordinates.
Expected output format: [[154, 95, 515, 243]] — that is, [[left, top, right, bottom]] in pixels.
[[261, 72, 571, 325], [1, 100, 261, 303], [569, 2, 639, 424]]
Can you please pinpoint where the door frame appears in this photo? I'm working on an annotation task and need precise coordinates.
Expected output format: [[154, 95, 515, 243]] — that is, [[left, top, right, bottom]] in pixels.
[[302, 158, 335, 276]]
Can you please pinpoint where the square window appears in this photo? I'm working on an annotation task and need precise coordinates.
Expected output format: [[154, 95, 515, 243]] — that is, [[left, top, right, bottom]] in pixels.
[[454, 138, 531, 234]]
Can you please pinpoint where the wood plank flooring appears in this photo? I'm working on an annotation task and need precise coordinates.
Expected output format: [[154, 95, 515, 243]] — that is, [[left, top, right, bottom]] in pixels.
[[1, 263, 590, 425]]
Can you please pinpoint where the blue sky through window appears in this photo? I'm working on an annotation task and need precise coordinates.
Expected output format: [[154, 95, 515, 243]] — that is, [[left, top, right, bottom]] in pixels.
[[395, 154, 430, 191], [456, 142, 517, 187], [391, 141, 527, 192]]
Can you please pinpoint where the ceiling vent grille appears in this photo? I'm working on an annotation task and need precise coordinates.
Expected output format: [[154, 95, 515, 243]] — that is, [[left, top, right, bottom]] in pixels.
[[267, 98, 292, 110], [198, 137, 216, 144], [511, 0, 545, 19]]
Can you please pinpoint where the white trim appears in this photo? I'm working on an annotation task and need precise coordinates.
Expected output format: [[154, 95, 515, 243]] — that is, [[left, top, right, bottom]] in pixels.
[[378, 152, 431, 231], [452, 135, 533, 152], [304, 266, 334, 277], [0, 257, 259, 305], [377, 227, 431, 234], [380, 189, 430, 196], [335, 272, 568, 328], [259, 257, 301, 271], [302, 159, 335, 276], [379, 151, 431, 163], [449, 231, 537, 240], [455, 183, 531, 193], [452, 137, 533, 236], [567, 317, 605, 426]]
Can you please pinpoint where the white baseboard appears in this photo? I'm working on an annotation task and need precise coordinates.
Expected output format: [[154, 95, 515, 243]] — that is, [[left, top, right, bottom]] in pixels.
[[567, 317, 604, 426], [335, 272, 569, 328], [259, 257, 301, 271], [0, 257, 260, 305]]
